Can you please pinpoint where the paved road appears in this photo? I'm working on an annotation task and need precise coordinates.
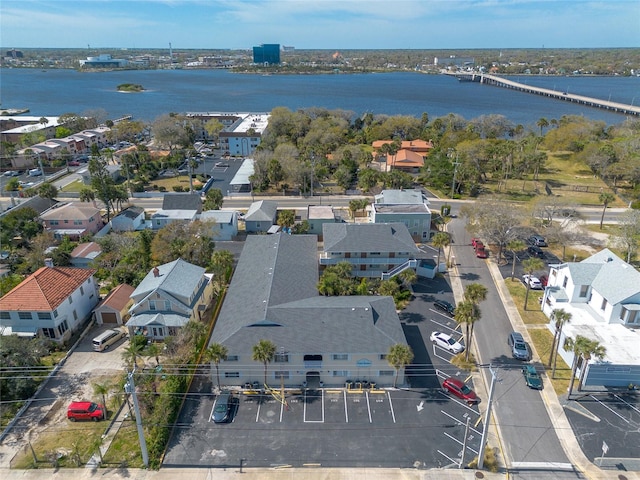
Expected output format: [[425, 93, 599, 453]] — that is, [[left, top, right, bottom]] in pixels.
[[447, 218, 570, 469]]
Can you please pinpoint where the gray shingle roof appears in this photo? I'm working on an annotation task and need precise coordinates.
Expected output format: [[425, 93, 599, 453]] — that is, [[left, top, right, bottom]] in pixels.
[[116, 206, 144, 219], [322, 222, 419, 254], [209, 233, 406, 355], [132, 259, 206, 302], [581, 248, 640, 305], [374, 189, 426, 205], [244, 200, 278, 222], [162, 193, 203, 213]]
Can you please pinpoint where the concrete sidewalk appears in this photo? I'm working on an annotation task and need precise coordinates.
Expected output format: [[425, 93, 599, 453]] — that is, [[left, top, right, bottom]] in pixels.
[[0, 466, 505, 480]]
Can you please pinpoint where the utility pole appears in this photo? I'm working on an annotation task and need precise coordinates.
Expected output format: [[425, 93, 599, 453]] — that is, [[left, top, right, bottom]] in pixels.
[[309, 153, 316, 198], [478, 365, 499, 470], [459, 416, 471, 468], [125, 369, 149, 468], [450, 152, 460, 199]]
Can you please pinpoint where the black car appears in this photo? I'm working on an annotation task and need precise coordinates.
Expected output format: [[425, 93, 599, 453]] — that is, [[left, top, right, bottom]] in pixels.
[[212, 392, 235, 423], [527, 245, 544, 259], [434, 299, 455, 316]]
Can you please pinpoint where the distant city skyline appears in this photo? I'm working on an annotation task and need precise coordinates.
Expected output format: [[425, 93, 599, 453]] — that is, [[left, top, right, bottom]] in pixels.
[[2, 0, 638, 50]]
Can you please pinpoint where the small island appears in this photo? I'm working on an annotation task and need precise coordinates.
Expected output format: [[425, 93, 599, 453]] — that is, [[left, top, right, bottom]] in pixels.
[[117, 83, 145, 92]]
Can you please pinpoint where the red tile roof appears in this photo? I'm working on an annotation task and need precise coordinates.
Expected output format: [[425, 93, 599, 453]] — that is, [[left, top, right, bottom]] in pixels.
[[70, 242, 102, 259], [97, 284, 135, 312], [0, 267, 95, 311]]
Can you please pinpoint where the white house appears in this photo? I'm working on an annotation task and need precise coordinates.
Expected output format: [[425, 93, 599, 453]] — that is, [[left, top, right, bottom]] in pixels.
[[200, 210, 239, 241], [151, 210, 198, 230], [0, 264, 99, 342], [111, 206, 145, 232], [542, 248, 640, 388]]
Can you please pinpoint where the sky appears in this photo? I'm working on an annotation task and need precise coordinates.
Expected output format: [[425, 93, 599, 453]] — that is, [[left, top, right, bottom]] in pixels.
[[1, 0, 639, 50]]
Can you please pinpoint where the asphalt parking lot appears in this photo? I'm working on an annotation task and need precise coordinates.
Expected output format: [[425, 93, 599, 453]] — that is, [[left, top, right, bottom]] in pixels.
[[564, 390, 640, 470], [163, 276, 485, 469], [163, 385, 482, 468]]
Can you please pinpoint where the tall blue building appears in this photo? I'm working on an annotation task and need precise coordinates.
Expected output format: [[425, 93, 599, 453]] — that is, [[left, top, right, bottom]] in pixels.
[[252, 44, 280, 65]]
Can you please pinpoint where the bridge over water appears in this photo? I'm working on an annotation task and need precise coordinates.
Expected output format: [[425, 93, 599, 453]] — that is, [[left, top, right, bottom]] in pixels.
[[447, 72, 640, 116]]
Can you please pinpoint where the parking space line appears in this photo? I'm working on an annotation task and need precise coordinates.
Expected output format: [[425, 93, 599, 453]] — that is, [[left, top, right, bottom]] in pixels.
[[437, 390, 480, 415], [303, 389, 324, 423], [613, 394, 640, 416], [366, 391, 372, 423], [255, 401, 261, 423], [590, 395, 631, 424], [387, 391, 396, 423], [431, 344, 456, 361], [343, 391, 349, 423], [208, 399, 217, 422], [430, 318, 459, 334]]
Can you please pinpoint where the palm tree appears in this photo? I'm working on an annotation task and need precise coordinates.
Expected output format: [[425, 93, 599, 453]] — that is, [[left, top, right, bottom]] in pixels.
[[566, 336, 606, 397], [598, 192, 615, 230], [92, 381, 110, 415], [548, 308, 572, 378], [431, 232, 450, 273], [507, 239, 526, 281], [522, 257, 545, 310], [454, 300, 480, 362], [203, 343, 228, 391], [79, 186, 97, 207], [145, 342, 162, 366], [37, 182, 58, 200], [398, 268, 417, 288], [576, 339, 606, 393], [387, 344, 414, 387], [464, 283, 488, 305], [536, 117, 549, 136], [252, 339, 276, 387], [121, 341, 144, 369]]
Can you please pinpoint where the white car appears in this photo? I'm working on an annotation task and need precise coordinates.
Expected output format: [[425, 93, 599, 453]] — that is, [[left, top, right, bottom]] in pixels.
[[522, 274, 543, 290], [430, 331, 465, 354]]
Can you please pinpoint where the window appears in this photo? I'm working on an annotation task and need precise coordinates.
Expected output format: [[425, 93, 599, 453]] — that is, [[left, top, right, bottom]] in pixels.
[[379, 370, 395, 376], [579, 285, 589, 298], [224, 372, 240, 378], [274, 371, 289, 379], [37, 312, 52, 320], [332, 354, 348, 361], [562, 277, 568, 288], [64, 220, 69, 224], [73, 310, 78, 321], [74, 220, 82, 225], [42, 328, 56, 338], [620, 307, 639, 324], [551, 270, 557, 278], [53, 309, 58, 318], [57, 320, 69, 336], [149, 300, 156, 311], [0, 311, 10, 320], [19, 312, 32, 320], [68, 296, 73, 304], [332, 370, 349, 377], [274, 353, 289, 363], [50, 220, 59, 225], [164, 300, 171, 311], [379, 354, 388, 360], [226, 355, 239, 362], [601, 298, 607, 311], [80, 286, 84, 296]]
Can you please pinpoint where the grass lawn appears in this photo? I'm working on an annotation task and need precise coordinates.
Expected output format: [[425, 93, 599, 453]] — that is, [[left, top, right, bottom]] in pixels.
[[59, 179, 86, 193], [12, 420, 105, 468], [528, 328, 572, 395], [101, 422, 144, 468], [504, 280, 546, 325]]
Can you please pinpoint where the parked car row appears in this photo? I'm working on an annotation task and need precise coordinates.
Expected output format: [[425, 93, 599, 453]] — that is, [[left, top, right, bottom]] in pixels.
[[471, 238, 487, 258]]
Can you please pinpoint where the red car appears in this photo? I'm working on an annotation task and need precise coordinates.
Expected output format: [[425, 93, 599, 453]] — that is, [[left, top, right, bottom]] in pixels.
[[539, 275, 548, 287], [475, 245, 487, 258], [443, 377, 478, 404], [471, 238, 484, 248], [67, 401, 105, 422]]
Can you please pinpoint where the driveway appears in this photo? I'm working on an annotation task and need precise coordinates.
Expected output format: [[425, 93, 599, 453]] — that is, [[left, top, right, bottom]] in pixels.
[[0, 324, 129, 468]]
